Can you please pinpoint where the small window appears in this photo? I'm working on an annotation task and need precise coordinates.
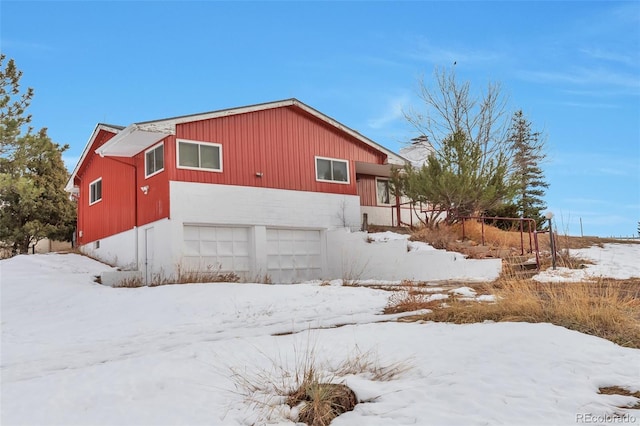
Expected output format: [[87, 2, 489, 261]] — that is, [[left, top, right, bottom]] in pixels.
[[177, 140, 222, 172], [315, 156, 349, 184], [376, 178, 395, 205], [145, 143, 164, 178], [89, 178, 102, 205]]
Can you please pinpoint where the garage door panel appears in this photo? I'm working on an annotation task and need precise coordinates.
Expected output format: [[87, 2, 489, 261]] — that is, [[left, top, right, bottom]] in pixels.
[[199, 241, 217, 256], [199, 227, 217, 240], [217, 227, 234, 240], [183, 225, 251, 275], [234, 241, 249, 254], [233, 227, 248, 239], [266, 228, 323, 282], [184, 240, 200, 256], [183, 226, 200, 240]]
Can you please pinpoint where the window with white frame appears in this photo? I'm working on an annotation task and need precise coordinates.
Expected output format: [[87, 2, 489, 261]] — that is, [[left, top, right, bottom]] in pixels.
[[177, 140, 222, 172], [89, 178, 102, 205], [145, 143, 164, 178], [376, 178, 395, 205], [315, 156, 349, 183]]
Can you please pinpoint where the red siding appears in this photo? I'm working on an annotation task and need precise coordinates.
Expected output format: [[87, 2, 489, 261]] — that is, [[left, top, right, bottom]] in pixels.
[[76, 130, 136, 244], [171, 106, 387, 195], [133, 141, 171, 226]]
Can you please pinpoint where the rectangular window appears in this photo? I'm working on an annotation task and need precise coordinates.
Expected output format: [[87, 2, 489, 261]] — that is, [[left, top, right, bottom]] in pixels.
[[376, 178, 395, 205], [145, 143, 164, 178], [315, 156, 349, 184], [177, 140, 222, 172], [89, 178, 102, 205]]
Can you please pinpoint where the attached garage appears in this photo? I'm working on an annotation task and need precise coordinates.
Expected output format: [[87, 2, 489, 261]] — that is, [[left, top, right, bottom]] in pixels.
[[183, 225, 251, 277], [266, 228, 323, 283]]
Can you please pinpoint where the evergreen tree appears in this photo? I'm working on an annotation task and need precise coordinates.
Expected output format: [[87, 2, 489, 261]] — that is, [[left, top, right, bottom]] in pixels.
[[1, 54, 33, 156], [393, 130, 512, 226], [506, 110, 549, 230], [0, 56, 76, 254]]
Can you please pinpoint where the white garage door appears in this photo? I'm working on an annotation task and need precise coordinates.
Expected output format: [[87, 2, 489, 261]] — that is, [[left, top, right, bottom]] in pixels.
[[183, 225, 250, 276], [267, 228, 322, 282]]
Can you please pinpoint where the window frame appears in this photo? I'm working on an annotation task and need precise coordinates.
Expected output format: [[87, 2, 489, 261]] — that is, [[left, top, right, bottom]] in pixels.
[[89, 177, 102, 205], [176, 139, 223, 173], [314, 156, 350, 184], [375, 177, 395, 206], [144, 142, 165, 179]]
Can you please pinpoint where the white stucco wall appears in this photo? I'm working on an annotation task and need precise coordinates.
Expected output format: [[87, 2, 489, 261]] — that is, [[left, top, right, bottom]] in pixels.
[[170, 181, 362, 230], [80, 228, 137, 270], [326, 229, 502, 282], [361, 205, 427, 228], [82, 183, 501, 285]]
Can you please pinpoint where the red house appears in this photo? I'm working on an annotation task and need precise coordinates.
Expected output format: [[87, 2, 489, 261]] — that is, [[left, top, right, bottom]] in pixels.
[[66, 99, 408, 283]]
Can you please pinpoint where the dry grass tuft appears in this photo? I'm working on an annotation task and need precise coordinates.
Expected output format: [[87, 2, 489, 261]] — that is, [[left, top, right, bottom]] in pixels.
[[230, 339, 411, 425], [410, 226, 459, 250], [112, 275, 145, 288], [334, 346, 413, 382], [385, 289, 445, 314], [290, 378, 357, 426], [599, 386, 640, 409], [386, 278, 640, 348]]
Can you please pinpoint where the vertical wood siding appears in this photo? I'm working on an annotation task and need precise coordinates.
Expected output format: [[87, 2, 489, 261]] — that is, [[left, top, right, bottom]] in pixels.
[[172, 106, 387, 195], [356, 174, 378, 206], [76, 130, 136, 244], [134, 140, 171, 226]]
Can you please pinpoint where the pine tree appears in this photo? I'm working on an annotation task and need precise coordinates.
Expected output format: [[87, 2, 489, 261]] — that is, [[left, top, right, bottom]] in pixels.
[[507, 110, 549, 230], [393, 130, 512, 226], [1, 54, 33, 156], [0, 55, 76, 254]]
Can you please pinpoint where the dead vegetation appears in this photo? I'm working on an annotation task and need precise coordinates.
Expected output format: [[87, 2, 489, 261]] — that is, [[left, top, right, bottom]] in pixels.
[[599, 386, 640, 409], [385, 277, 640, 348], [378, 223, 640, 349], [407, 220, 638, 262], [230, 341, 411, 426]]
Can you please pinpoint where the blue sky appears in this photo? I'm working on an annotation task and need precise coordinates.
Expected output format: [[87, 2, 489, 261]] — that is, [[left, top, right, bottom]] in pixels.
[[2, 1, 639, 237]]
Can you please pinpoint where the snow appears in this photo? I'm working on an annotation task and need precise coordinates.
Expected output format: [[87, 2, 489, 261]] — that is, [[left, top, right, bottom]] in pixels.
[[534, 242, 640, 282], [367, 231, 438, 252], [2, 248, 639, 426], [367, 231, 410, 242]]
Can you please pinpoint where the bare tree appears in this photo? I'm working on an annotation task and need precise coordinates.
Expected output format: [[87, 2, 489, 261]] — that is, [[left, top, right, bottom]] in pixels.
[[396, 68, 515, 223], [404, 67, 511, 164]]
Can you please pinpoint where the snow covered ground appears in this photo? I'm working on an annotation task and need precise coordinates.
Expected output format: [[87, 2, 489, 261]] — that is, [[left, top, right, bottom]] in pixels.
[[1, 243, 639, 426], [534, 242, 640, 282]]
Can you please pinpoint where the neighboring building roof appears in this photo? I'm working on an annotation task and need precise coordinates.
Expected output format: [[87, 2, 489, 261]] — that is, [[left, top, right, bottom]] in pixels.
[[66, 99, 408, 191], [399, 135, 435, 168]]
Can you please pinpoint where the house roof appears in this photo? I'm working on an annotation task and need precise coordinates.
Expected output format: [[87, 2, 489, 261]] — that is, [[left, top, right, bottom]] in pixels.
[[66, 99, 408, 191], [65, 123, 126, 192]]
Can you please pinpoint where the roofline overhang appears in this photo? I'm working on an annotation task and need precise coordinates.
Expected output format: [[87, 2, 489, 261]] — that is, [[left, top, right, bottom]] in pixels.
[[65, 99, 409, 193], [135, 98, 409, 166], [94, 125, 169, 158], [65, 123, 125, 192]]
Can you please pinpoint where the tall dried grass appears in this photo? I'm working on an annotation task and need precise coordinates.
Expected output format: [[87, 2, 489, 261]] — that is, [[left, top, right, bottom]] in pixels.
[[230, 338, 411, 425], [386, 278, 640, 348]]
